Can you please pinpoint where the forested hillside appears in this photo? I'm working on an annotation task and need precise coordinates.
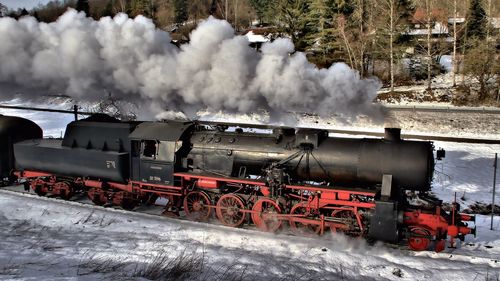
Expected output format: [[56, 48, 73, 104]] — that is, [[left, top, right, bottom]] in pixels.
[[1, 0, 499, 104]]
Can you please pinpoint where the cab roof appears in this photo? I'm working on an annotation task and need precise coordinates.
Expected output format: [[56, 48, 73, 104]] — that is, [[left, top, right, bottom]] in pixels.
[[129, 121, 194, 141]]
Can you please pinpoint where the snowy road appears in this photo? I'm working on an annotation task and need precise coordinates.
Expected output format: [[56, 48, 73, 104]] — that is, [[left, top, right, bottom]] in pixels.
[[0, 190, 498, 281]]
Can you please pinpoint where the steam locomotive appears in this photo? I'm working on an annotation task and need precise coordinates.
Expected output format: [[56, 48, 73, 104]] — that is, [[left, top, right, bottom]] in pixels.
[[1, 114, 475, 251]]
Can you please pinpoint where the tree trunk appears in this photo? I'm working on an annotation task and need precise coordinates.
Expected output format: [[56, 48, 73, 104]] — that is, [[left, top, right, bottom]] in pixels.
[[225, 0, 228, 20], [452, 0, 457, 87], [359, 0, 365, 76], [389, 0, 394, 92], [234, 0, 238, 30], [425, 0, 432, 91], [487, 0, 492, 40], [479, 75, 486, 100], [426, 0, 432, 91], [117, 0, 126, 12]]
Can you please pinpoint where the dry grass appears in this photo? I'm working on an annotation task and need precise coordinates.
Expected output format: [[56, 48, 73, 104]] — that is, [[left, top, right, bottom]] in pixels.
[[132, 249, 204, 280], [77, 247, 251, 281]]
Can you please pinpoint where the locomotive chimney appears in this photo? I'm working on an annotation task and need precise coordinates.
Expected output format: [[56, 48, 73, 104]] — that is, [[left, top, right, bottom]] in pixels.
[[273, 127, 295, 137], [384, 128, 401, 141]]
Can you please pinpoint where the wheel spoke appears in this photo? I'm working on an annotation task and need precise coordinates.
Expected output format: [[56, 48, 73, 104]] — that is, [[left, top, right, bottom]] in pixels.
[[330, 209, 362, 237], [183, 191, 212, 221], [216, 194, 246, 227], [289, 203, 321, 236], [251, 198, 282, 232]]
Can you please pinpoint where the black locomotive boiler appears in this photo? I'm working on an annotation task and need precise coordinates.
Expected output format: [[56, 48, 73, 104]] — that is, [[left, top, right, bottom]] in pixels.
[[2, 114, 475, 251]]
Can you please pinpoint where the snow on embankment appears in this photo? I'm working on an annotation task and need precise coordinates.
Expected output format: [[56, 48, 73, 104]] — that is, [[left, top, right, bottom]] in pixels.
[[0, 190, 498, 281], [433, 141, 500, 208]]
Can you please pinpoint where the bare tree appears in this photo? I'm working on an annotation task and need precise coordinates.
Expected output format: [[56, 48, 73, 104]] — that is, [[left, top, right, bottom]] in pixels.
[[452, 0, 458, 86], [89, 91, 138, 121], [389, 0, 395, 92], [234, 0, 238, 28], [486, 0, 492, 40], [373, 0, 413, 91], [426, 0, 432, 91], [339, 16, 358, 68], [225, 0, 228, 20], [116, 0, 128, 13], [355, 0, 371, 76], [337, 0, 374, 76], [463, 39, 498, 100]]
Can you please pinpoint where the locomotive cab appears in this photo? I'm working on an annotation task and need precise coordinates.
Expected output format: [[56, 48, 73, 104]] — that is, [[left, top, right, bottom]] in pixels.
[[129, 121, 194, 186]]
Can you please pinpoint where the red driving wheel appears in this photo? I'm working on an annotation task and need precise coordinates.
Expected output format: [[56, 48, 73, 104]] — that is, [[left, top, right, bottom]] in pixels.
[[183, 191, 212, 221], [289, 203, 321, 236], [216, 194, 246, 227], [408, 227, 431, 251], [251, 198, 282, 232], [54, 181, 73, 200], [330, 209, 362, 237]]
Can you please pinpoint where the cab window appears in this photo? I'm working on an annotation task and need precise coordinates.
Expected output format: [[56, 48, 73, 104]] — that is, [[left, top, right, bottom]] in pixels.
[[141, 140, 157, 159]]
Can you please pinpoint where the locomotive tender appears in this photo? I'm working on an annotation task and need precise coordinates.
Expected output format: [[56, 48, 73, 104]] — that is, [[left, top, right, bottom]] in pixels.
[[2, 114, 475, 251]]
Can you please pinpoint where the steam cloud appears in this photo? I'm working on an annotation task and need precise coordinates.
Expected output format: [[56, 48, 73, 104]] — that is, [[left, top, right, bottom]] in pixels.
[[0, 9, 383, 121]]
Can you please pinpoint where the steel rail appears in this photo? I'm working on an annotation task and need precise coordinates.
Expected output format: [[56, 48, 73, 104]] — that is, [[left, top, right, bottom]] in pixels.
[[384, 104, 500, 114], [0, 104, 94, 116]]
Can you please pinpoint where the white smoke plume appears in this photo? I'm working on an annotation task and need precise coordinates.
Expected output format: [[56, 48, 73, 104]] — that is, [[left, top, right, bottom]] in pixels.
[[0, 9, 383, 122]]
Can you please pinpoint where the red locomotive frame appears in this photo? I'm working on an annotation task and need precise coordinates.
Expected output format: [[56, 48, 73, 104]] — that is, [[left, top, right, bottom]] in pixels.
[[15, 169, 475, 252]]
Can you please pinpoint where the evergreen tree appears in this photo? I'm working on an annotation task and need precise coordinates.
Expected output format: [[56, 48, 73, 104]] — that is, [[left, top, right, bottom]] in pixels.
[[249, 0, 270, 25], [277, 0, 311, 51], [304, 0, 338, 60], [209, 0, 217, 15], [130, 0, 141, 16], [130, 0, 151, 17], [330, 0, 355, 16], [76, 0, 90, 15], [465, 0, 487, 39], [125, 0, 132, 15], [174, 0, 188, 24], [301, 0, 357, 64], [20, 8, 29, 17], [101, 0, 114, 17]]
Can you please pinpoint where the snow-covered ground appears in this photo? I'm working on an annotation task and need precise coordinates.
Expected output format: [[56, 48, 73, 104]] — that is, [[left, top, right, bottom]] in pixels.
[[0, 190, 498, 281], [433, 141, 499, 206], [1, 100, 499, 280], [378, 72, 459, 96]]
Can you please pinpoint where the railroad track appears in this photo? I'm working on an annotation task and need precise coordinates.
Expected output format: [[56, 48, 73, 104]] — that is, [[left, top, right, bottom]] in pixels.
[[384, 104, 500, 114]]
